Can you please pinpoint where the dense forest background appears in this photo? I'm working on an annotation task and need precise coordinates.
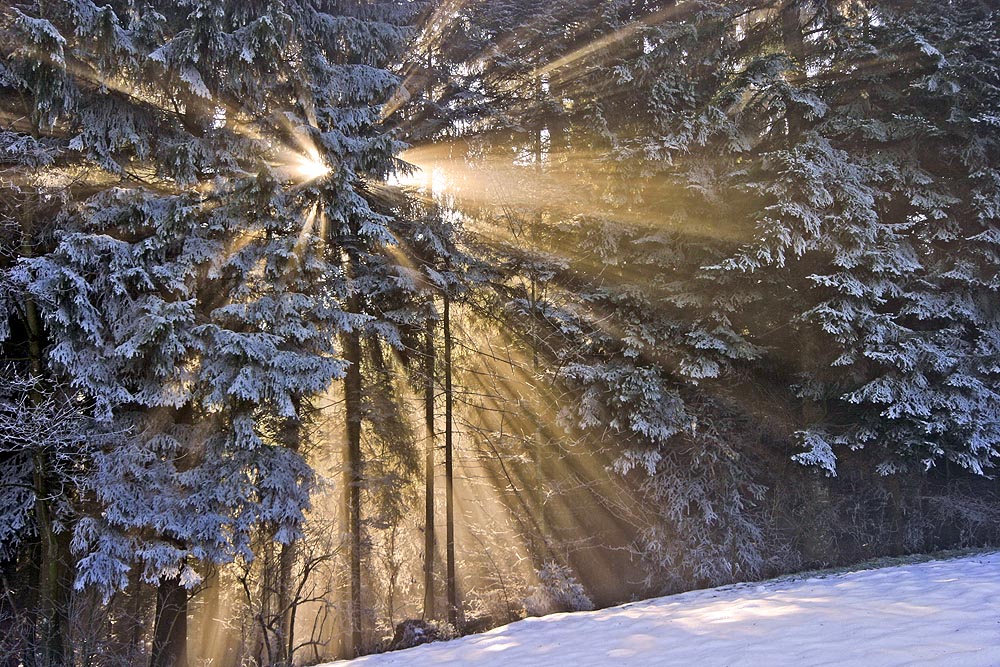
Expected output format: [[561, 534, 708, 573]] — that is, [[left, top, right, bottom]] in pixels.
[[1, 0, 999, 665]]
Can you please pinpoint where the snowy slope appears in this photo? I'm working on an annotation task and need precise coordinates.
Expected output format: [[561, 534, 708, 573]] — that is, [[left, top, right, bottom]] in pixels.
[[326, 552, 1000, 667]]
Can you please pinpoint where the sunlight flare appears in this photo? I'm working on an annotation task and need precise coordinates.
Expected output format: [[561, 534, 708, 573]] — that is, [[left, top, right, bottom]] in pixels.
[[287, 150, 332, 183]]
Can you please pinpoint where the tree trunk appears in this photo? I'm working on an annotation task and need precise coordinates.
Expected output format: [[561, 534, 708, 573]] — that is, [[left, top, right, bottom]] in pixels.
[[150, 576, 188, 667], [277, 396, 301, 666], [786, 0, 827, 559], [0, 556, 24, 667], [422, 314, 437, 620], [343, 328, 364, 655], [278, 541, 296, 665], [443, 292, 458, 627], [529, 272, 551, 565], [781, 0, 807, 134], [32, 478, 70, 667], [782, 0, 806, 67], [887, 475, 908, 557], [22, 202, 71, 667]]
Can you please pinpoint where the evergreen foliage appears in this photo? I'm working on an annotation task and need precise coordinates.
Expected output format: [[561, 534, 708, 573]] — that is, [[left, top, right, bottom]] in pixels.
[[1, 0, 413, 641], [1, 0, 999, 663], [411, 0, 1000, 586]]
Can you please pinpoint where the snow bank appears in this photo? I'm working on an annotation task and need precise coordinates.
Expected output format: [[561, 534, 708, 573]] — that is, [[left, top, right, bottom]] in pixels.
[[326, 552, 1000, 666]]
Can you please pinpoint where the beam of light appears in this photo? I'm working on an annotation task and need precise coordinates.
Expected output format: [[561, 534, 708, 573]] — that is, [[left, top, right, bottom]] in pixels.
[[64, 60, 180, 118], [285, 148, 332, 183], [385, 162, 426, 189], [382, 0, 481, 122], [394, 143, 751, 250], [533, 4, 688, 84], [65, 57, 336, 189], [447, 313, 652, 603], [295, 202, 320, 253], [385, 160, 450, 193], [61, 58, 343, 202]]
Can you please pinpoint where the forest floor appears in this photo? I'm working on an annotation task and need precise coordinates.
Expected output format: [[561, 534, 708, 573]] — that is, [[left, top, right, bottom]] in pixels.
[[325, 550, 1000, 667]]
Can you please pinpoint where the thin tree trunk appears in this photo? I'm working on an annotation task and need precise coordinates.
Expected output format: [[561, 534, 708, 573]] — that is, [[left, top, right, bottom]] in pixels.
[[21, 95, 70, 667], [286, 563, 299, 667], [278, 541, 295, 665], [782, 0, 807, 134], [443, 292, 458, 627], [888, 475, 908, 556], [32, 476, 69, 667], [278, 396, 301, 666], [534, 74, 544, 172], [21, 202, 70, 667], [1, 556, 24, 667], [149, 405, 196, 667], [150, 576, 188, 667], [422, 314, 436, 620], [529, 273, 550, 565], [782, 0, 806, 67], [343, 328, 364, 655]]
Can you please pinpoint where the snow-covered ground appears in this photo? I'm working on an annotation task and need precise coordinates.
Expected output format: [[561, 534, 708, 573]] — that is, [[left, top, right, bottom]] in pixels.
[[326, 552, 1000, 667]]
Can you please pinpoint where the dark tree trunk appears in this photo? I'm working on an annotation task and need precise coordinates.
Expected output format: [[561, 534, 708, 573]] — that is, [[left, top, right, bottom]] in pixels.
[[21, 201, 71, 667], [0, 555, 24, 667], [150, 576, 188, 667], [422, 314, 437, 620], [782, 0, 806, 67], [343, 328, 364, 655], [443, 292, 458, 626], [277, 396, 301, 666], [528, 267, 551, 565], [278, 541, 296, 665], [33, 486, 71, 667]]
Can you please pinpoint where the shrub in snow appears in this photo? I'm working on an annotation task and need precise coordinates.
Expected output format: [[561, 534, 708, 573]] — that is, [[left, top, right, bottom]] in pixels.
[[388, 619, 456, 651], [523, 562, 594, 617]]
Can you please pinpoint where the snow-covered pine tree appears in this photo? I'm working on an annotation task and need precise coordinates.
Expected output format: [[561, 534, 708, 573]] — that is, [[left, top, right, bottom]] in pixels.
[[614, 0, 1000, 478], [3, 0, 414, 663], [397, 0, 1000, 588], [394, 0, 774, 587], [554, 0, 1000, 565], [786, 0, 1000, 478], [296, 1, 424, 653], [0, 2, 145, 661]]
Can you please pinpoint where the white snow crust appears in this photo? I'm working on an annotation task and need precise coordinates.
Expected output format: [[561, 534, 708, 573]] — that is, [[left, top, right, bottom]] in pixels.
[[326, 551, 1000, 666]]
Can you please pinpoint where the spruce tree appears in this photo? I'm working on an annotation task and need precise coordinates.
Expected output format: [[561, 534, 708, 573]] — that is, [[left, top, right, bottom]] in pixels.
[[398, 0, 1000, 585], [2, 0, 412, 662]]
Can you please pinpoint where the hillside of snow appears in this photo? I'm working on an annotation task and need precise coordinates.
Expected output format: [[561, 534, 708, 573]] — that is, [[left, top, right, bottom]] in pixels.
[[327, 552, 1000, 667]]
